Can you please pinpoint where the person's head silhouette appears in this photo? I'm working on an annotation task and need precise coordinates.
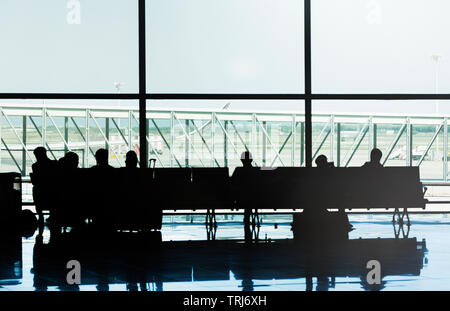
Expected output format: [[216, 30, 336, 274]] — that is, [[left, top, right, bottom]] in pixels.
[[125, 151, 138, 168], [95, 148, 109, 166], [65, 152, 79, 169], [370, 148, 382, 164], [315, 155, 328, 168], [33, 147, 48, 162], [240, 151, 253, 168]]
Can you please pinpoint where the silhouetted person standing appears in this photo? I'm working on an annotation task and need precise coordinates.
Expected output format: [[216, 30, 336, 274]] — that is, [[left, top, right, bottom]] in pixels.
[[91, 149, 113, 169], [363, 148, 383, 168], [31, 147, 58, 223], [231, 151, 257, 243], [125, 151, 138, 169]]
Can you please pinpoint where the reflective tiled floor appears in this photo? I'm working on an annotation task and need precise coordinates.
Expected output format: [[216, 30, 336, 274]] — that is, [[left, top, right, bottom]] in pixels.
[[1, 214, 449, 291]]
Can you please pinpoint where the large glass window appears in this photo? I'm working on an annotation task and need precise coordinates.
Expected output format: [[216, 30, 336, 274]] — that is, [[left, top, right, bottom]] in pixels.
[[2, 0, 449, 180], [0, 1, 139, 93], [312, 0, 450, 94], [146, 0, 304, 93], [313, 100, 447, 181]]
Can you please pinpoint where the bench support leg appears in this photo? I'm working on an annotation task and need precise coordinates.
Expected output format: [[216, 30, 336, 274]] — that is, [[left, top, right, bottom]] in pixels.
[[393, 207, 411, 239], [393, 221, 410, 239], [251, 209, 261, 229], [205, 209, 217, 228], [205, 209, 217, 241], [392, 207, 411, 227]]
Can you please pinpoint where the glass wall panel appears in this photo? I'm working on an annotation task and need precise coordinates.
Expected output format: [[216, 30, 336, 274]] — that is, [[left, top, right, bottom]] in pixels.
[[312, 0, 450, 94], [147, 0, 304, 93], [0, 1, 138, 93], [314, 100, 450, 181]]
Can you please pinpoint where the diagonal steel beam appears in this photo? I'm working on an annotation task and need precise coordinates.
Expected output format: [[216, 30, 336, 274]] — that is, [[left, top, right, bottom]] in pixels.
[[382, 123, 406, 166], [46, 112, 72, 153], [312, 128, 331, 162], [28, 116, 57, 160], [150, 119, 182, 167], [229, 121, 251, 152], [270, 124, 298, 167], [1, 110, 35, 163], [312, 119, 331, 155], [70, 117, 96, 158], [174, 115, 205, 167], [255, 116, 285, 167], [229, 120, 259, 167], [130, 113, 165, 167], [343, 123, 369, 167], [191, 120, 220, 167], [416, 123, 443, 167], [88, 112, 122, 167], [1, 138, 22, 173], [214, 116, 246, 166]]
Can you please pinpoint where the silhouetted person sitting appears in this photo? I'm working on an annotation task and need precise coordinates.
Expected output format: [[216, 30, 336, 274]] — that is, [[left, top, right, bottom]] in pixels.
[[31, 147, 58, 223], [294, 154, 351, 244], [65, 152, 79, 169], [91, 149, 113, 169], [363, 148, 383, 168], [59, 152, 79, 170], [315, 155, 335, 168], [125, 151, 138, 169], [241, 150, 253, 168]]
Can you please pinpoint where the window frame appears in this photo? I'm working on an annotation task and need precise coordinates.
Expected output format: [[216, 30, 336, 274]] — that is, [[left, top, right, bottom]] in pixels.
[[2, 0, 450, 168]]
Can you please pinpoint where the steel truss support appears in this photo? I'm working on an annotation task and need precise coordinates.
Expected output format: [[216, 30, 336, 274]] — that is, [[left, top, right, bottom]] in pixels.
[[382, 123, 406, 166], [343, 122, 369, 167], [150, 118, 182, 167], [205, 209, 217, 241], [255, 116, 286, 167], [311, 119, 331, 163], [393, 219, 410, 239], [191, 119, 220, 167], [130, 114, 165, 167], [415, 122, 443, 167], [88, 111, 122, 167], [173, 114, 206, 167]]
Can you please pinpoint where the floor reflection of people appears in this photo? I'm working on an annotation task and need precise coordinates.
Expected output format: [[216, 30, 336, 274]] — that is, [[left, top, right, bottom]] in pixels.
[[316, 276, 330, 291], [294, 155, 352, 244], [360, 276, 386, 291]]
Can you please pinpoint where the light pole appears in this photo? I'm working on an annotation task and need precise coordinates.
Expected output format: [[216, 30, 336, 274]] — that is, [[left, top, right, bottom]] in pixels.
[[431, 54, 442, 161], [114, 82, 124, 131], [432, 54, 442, 113]]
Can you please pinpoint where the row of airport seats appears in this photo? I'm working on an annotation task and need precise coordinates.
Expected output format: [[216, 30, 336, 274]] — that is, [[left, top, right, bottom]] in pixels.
[[29, 166, 427, 231], [248, 167, 426, 210], [31, 167, 233, 230]]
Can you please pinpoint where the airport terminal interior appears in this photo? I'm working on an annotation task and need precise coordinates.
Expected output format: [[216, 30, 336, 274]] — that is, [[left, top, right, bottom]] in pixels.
[[2, 0, 450, 292]]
